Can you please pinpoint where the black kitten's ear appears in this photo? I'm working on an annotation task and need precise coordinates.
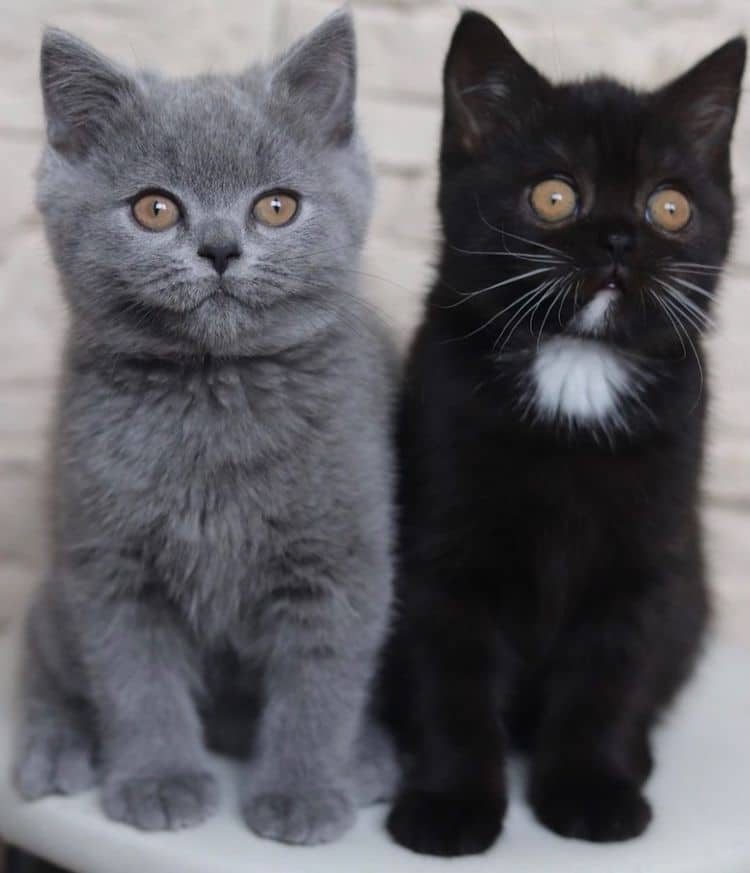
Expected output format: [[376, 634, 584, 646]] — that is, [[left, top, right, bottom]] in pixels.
[[657, 36, 746, 161], [443, 10, 548, 158], [41, 28, 137, 158], [269, 8, 357, 145]]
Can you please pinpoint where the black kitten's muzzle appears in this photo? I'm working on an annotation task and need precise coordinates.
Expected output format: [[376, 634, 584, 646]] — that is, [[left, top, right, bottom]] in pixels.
[[579, 264, 629, 304]]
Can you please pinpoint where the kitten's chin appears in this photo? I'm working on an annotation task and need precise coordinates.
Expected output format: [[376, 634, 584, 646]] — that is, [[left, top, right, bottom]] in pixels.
[[568, 288, 621, 338]]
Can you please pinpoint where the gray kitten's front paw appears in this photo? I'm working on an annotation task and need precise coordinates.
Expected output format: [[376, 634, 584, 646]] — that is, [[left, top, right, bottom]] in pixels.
[[102, 770, 218, 831], [243, 785, 355, 845], [15, 728, 97, 800]]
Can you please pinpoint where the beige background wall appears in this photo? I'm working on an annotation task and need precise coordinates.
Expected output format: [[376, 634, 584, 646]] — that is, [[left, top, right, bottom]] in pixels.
[[0, 0, 748, 642]]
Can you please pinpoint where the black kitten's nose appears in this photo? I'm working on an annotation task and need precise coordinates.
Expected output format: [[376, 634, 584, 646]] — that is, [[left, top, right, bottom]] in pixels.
[[197, 242, 241, 276], [605, 231, 634, 260]]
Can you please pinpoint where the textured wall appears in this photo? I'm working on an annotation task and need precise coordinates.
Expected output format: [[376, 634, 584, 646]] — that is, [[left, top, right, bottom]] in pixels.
[[0, 0, 748, 641]]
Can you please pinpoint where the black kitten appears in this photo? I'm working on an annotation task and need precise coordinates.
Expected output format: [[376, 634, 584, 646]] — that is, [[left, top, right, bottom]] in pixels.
[[382, 11, 745, 857]]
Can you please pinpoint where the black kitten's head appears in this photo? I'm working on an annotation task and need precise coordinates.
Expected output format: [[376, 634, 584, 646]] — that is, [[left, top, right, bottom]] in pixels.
[[438, 12, 745, 359]]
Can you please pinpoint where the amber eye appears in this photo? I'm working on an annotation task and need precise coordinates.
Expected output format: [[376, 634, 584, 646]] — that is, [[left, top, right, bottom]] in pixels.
[[132, 192, 180, 231], [530, 178, 578, 223], [647, 188, 691, 232], [253, 192, 299, 227]]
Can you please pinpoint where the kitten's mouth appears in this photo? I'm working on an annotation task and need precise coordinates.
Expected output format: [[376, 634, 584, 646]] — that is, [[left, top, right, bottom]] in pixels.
[[594, 277, 624, 296], [185, 283, 245, 312]]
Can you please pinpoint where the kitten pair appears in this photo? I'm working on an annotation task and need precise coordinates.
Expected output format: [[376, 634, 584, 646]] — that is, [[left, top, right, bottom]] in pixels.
[[15, 5, 744, 858], [15, 11, 396, 846]]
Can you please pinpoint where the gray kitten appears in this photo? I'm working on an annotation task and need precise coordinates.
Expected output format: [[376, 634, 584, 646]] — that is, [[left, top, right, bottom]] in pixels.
[[14, 10, 397, 845]]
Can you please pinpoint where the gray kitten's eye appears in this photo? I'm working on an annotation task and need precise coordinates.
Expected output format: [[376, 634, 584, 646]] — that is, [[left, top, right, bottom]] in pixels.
[[647, 188, 691, 232], [530, 179, 578, 223], [253, 192, 299, 227], [132, 192, 180, 231]]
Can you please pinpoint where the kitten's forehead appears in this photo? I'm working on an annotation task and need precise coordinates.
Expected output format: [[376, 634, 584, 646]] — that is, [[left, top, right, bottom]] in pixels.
[[540, 79, 698, 190], [550, 80, 646, 173], [118, 72, 303, 202]]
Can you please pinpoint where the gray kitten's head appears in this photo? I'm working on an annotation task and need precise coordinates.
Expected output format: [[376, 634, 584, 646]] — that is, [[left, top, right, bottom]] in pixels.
[[38, 10, 373, 357]]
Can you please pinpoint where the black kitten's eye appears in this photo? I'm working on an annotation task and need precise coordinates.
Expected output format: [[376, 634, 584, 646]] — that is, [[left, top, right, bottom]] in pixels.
[[253, 192, 299, 227], [647, 188, 691, 232], [132, 192, 181, 231], [530, 179, 578, 223]]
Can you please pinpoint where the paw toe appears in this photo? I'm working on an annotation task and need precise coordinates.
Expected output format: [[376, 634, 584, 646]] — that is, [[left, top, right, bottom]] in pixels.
[[387, 788, 505, 856], [14, 731, 97, 800], [244, 787, 354, 845], [102, 771, 218, 831], [532, 768, 652, 842]]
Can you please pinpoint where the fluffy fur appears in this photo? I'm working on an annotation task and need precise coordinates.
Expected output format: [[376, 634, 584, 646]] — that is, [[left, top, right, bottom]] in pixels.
[[15, 11, 397, 845], [381, 11, 745, 856]]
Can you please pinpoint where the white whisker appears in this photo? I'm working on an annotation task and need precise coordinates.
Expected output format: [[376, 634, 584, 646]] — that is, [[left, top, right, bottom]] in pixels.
[[657, 292, 705, 400], [443, 276, 554, 344], [493, 278, 560, 353], [655, 280, 715, 331], [666, 275, 718, 301], [474, 196, 573, 261], [443, 266, 554, 309], [447, 243, 561, 264], [536, 277, 572, 348], [647, 287, 687, 361]]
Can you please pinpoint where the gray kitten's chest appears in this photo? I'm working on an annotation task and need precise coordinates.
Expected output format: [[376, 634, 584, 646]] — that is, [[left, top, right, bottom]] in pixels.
[[65, 359, 326, 632]]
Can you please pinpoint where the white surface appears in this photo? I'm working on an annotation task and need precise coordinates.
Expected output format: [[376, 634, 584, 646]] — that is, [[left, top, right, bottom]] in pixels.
[[1, 612, 749, 873]]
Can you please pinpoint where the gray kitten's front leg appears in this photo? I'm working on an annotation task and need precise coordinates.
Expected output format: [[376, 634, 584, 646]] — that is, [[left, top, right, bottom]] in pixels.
[[241, 558, 384, 846], [77, 587, 218, 831], [242, 648, 367, 844]]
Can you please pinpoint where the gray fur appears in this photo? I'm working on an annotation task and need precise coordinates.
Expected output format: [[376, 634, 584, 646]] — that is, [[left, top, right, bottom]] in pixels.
[[15, 10, 397, 844]]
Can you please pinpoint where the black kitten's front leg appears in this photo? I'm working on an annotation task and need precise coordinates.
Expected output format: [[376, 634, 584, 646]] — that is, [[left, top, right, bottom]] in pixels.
[[528, 607, 658, 842], [387, 594, 510, 857]]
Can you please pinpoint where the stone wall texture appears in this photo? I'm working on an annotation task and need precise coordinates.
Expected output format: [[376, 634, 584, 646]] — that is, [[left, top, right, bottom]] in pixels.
[[0, 0, 748, 642]]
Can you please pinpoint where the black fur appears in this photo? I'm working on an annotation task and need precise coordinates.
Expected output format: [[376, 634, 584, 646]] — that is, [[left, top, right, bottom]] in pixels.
[[381, 12, 745, 857]]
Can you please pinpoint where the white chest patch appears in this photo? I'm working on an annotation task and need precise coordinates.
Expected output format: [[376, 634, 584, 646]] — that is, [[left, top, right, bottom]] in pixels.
[[532, 337, 637, 426]]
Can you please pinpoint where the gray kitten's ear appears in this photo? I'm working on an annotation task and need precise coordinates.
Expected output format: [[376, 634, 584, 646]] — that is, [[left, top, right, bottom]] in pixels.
[[443, 11, 549, 158], [40, 28, 137, 157], [656, 36, 746, 162], [269, 9, 357, 145]]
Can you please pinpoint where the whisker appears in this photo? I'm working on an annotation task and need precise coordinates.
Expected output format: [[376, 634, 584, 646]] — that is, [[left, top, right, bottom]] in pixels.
[[557, 277, 575, 327], [529, 274, 566, 337], [262, 267, 398, 327], [654, 280, 715, 330], [474, 196, 573, 260], [439, 266, 555, 309], [666, 275, 718, 301], [447, 243, 563, 263], [443, 277, 554, 344], [664, 298, 710, 335], [536, 275, 572, 347], [493, 279, 559, 353], [661, 259, 723, 272], [647, 287, 687, 360], [658, 292, 705, 401]]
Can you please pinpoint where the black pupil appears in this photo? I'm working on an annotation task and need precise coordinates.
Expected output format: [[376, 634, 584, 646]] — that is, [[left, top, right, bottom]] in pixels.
[[153, 200, 166, 216], [272, 198, 282, 213]]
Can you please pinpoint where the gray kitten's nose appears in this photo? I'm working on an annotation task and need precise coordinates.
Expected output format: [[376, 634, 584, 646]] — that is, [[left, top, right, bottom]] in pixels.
[[197, 242, 241, 276]]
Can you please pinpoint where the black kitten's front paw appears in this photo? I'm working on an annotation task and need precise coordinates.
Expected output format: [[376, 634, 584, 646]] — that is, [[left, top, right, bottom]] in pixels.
[[387, 788, 506, 856], [531, 766, 652, 842]]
